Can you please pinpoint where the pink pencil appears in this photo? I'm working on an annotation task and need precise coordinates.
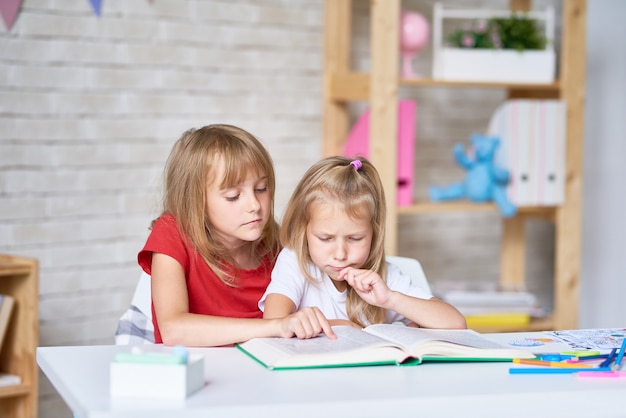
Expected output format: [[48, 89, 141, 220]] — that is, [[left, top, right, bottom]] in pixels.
[[577, 371, 626, 378]]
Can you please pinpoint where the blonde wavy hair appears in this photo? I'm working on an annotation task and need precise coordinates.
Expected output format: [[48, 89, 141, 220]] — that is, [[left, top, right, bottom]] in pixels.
[[280, 156, 387, 326], [158, 124, 281, 285]]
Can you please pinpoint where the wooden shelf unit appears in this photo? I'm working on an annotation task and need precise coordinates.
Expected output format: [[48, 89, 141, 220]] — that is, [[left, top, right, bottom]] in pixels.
[[0, 255, 39, 418], [322, 0, 586, 331]]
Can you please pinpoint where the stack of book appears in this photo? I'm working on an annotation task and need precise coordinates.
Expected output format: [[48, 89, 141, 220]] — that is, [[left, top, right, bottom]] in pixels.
[[0, 294, 19, 387], [0, 294, 14, 349], [433, 283, 544, 329]]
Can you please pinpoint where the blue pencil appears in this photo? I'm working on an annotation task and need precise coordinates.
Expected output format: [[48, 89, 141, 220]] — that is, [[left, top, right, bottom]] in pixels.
[[613, 338, 626, 370], [599, 348, 617, 368], [509, 367, 612, 374]]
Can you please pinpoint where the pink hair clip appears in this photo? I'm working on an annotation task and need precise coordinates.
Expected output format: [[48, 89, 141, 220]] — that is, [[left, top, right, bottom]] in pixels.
[[350, 159, 362, 171]]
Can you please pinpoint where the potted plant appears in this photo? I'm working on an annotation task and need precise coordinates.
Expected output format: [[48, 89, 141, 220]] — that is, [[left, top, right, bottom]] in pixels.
[[446, 15, 547, 51], [431, 4, 556, 84]]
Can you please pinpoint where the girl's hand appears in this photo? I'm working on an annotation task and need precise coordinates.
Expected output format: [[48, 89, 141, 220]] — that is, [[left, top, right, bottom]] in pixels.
[[278, 307, 336, 340], [338, 267, 393, 308]]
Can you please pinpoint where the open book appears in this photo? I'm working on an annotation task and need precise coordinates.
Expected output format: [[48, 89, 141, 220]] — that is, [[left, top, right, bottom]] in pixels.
[[237, 324, 536, 370]]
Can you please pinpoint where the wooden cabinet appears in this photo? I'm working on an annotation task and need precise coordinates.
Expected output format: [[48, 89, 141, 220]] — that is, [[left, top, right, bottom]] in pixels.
[[0, 255, 38, 418], [322, 0, 586, 331]]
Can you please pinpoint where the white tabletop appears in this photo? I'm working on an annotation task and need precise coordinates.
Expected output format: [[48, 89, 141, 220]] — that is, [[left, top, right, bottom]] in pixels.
[[37, 332, 626, 418]]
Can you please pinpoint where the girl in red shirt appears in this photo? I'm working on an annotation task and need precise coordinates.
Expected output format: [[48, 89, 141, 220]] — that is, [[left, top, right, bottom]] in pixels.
[[138, 124, 334, 346]]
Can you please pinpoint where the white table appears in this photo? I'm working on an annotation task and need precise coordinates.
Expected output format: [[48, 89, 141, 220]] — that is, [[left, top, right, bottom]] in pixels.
[[37, 332, 626, 418]]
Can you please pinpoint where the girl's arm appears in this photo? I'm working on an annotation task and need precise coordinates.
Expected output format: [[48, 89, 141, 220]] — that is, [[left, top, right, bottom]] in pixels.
[[383, 293, 467, 329], [262, 293, 296, 319], [152, 253, 335, 346], [339, 267, 467, 329]]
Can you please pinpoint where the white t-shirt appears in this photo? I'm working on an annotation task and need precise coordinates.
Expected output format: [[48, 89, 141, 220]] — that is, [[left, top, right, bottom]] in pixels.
[[258, 248, 433, 326]]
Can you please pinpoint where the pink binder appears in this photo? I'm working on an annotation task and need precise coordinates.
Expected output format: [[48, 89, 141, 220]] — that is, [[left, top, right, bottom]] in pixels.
[[342, 100, 416, 206]]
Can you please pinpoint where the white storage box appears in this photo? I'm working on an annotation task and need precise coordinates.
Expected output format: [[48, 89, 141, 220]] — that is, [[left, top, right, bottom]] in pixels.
[[431, 3, 556, 84], [437, 48, 555, 83], [110, 353, 204, 399]]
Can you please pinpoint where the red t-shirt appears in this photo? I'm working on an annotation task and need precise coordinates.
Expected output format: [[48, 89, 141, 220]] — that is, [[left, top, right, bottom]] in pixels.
[[137, 214, 273, 343]]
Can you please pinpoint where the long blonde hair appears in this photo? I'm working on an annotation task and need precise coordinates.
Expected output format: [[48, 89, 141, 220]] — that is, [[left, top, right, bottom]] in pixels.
[[159, 124, 281, 285], [280, 156, 387, 326]]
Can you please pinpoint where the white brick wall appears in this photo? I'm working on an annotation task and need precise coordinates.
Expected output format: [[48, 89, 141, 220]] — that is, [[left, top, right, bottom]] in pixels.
[[0, 1, 556, 416], [1, 1, 323, 416]]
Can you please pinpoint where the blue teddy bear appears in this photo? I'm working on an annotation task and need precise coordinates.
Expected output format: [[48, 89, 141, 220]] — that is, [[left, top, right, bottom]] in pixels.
[[429, 134, 517, 217]]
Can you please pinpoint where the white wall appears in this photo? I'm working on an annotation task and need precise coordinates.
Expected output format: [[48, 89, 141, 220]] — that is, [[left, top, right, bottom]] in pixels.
[[580, 0, 626, 327], [0, 1, 323, 416]]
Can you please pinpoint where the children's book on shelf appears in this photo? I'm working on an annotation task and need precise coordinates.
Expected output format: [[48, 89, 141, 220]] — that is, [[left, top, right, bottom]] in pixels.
[[236, 324, 535, 370], [433, 282, 543, 313], [465, 312, 531, 329], [431, 282, 545, 329], [0, 294, 15, 350]]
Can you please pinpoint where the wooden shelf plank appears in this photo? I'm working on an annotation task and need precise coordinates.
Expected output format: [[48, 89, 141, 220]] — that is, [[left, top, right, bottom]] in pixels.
[[327, 72, 561, 101], [0, 384, 31, 398], [401, 78, 561, 90], [0, 256, 32, 277], [398, 200, 557, 218]]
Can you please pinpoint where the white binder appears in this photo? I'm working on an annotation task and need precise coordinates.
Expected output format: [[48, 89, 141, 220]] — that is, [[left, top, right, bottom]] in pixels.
[[488, 99, 566, 206]]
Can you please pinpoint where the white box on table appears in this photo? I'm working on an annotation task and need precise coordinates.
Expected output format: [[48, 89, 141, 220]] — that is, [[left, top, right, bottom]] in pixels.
[[110, 354, 204, 399]]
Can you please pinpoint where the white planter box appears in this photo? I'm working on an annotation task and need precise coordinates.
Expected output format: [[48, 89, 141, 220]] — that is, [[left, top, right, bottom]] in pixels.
[[435, 48, 556, 84], [430, 3, 557, 84]]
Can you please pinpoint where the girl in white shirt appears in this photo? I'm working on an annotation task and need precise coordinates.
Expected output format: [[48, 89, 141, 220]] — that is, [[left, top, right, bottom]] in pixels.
[[260, 156, 466, 330]]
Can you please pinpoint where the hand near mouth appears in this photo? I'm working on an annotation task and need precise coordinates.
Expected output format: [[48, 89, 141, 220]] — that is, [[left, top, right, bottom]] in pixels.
[[338, 267, 393, 308]]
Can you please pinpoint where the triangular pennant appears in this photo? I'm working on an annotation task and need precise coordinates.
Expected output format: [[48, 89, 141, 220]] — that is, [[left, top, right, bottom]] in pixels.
[[88, 0, 103, 17], [0, 0, 22, 30]]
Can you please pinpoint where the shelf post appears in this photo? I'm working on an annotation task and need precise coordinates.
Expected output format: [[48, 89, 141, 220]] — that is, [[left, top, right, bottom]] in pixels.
[[500, 216, 527, 290], [0, 255, 39, 418], [553, 0, 586, 330], [370, 0, 400, 254], [322, 0, 352, 157]]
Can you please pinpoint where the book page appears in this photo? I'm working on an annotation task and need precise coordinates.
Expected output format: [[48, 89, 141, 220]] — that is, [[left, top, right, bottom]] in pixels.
[[363, 324, 536, 359], [254, 326, 396, 356], [238, 326, 407, 369]]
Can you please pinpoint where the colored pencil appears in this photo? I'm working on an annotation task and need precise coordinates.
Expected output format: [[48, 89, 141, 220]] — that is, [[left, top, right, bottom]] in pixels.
[[509, 367, 612, 374], [613, 338, 626, 371], [564, 354, 609, 363], [512, 358, 594, 368], [599, 348, 617, 368], [577, 371, 626, 378], [536, 354, 576, 361], [561, 350, 601, 358]]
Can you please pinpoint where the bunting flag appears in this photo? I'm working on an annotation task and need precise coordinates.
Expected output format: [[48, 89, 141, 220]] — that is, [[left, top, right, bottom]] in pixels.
[[88, 0, 103, 16], [1, 0, 156, 31], [0, 0, 22, 30]]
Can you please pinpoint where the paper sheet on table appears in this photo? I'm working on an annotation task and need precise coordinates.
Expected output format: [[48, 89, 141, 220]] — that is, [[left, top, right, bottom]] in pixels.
[[549, 328, 626, 351]]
